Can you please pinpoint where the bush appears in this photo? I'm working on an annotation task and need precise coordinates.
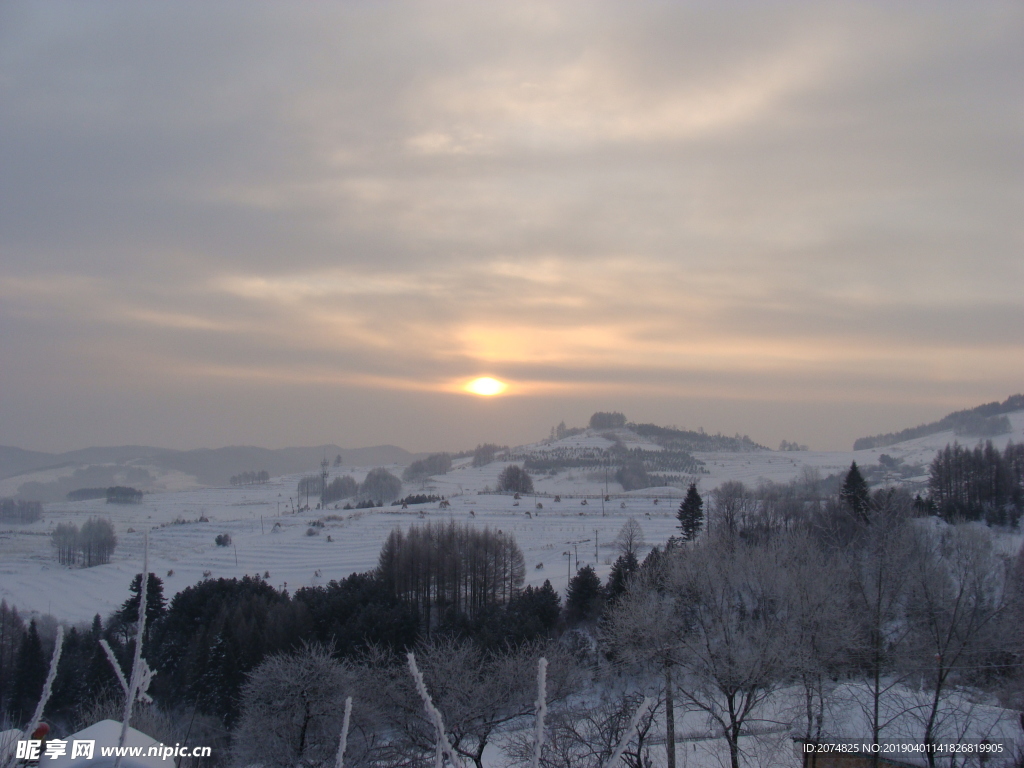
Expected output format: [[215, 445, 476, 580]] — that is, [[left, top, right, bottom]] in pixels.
[[497, 465, 534, 494], [215, 534, 232, 547]]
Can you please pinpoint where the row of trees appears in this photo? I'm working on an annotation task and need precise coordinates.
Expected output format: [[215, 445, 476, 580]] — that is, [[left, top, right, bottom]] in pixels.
[[106, 486, 143, 504], [0, 499, 42, 523], [378, 521, 527, 627], [928, 440, 1024, 524], [229, 470, 269, 486], [300, 468, 403, 507], [51, 517, 117, 567]]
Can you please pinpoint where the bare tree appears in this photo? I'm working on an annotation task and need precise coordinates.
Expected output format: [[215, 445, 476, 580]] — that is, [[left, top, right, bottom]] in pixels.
[[777, 532, 853, 751], [233, 644, 371, 768], [905, 524, 1009, 767], [505, 691, 660, 768], [360, 638, 575, 768], [604, 553, 686, 768], [668, 535, 790, 768], [709, 481, 754, 536], [615, 519, 645, 560], [843, 508, 918, 766]]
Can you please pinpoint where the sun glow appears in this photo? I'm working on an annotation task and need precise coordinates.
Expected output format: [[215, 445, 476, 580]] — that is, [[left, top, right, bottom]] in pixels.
[[464, 377, 508, 396]]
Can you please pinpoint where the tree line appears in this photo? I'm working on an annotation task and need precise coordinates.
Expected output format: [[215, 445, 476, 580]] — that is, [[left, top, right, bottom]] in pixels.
[[928, 440, 1024, 524], [0, 499, 42, 523], [7, 464, 1024, 768], [229, 470, 270, 486], [378, 521, 527, 627]]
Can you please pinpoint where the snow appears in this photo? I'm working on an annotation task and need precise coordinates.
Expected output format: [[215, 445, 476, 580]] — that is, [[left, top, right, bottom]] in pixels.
[[2, 414, 1023, 626], [48, 720, 167, 768]]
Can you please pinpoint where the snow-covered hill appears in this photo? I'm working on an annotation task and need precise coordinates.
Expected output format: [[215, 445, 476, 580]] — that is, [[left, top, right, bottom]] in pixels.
[[2, 410, 1022, 625]]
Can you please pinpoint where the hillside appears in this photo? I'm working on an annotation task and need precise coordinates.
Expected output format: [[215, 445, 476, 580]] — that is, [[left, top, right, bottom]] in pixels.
[[0, 443, 423, 501], [853, 394, 1024, 450]]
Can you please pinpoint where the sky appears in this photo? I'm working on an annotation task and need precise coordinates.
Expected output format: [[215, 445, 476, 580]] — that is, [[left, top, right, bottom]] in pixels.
[[1, 2, 1022, 454]]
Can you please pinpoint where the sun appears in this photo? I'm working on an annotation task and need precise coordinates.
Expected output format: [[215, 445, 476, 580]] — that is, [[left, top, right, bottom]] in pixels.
[[464, 377, 509, 396]]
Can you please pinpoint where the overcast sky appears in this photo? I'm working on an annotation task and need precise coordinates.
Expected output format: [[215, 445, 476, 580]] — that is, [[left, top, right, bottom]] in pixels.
[[1, 2, 1021, 453]]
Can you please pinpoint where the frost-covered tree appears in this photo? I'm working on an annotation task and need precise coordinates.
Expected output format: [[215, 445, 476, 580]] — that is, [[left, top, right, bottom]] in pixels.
[[359, 638, 573, 768], [905, 525, 1008, 767], [506, 691, 659, 768], [604, 558, 686, 768], [669, 536, 791, 768], [233, 645, 367, 768]]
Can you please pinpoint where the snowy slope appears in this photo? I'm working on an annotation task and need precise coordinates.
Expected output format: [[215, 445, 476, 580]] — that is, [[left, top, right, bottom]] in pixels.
[[2, 411, 1022, 625]]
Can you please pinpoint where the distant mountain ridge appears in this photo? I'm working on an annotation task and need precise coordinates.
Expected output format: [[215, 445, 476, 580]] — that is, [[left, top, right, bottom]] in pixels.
[[0, 443, 423, 500], [853, 394, 1024, 450]]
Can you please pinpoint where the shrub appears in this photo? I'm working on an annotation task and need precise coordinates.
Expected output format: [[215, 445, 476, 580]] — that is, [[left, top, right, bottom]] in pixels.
[[215, 534, 232, 547]]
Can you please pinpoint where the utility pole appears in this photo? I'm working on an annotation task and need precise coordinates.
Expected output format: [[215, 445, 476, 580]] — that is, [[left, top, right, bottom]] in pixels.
[[595, 529, 599, 562], [320, 455, 330, 509]]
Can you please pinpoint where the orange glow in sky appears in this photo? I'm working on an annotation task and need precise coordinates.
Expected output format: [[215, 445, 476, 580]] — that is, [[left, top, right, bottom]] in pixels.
[[464, 377, 509, 396]]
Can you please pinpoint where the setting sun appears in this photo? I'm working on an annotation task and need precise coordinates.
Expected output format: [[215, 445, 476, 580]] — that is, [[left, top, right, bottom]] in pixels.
[[464, 377, 508, 396]]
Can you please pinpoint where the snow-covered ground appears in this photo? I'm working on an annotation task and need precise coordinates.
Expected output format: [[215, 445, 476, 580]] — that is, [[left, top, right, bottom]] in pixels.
[[2, 411, 1023, 625]]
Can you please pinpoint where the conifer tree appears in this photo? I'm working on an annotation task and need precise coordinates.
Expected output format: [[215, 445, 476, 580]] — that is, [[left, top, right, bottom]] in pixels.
[[605, 552, 639, 603], [9, 619, 46, 724], [841, 462, 871, 522], [565, 565, 604, 625], [677, 483, 704, 541]]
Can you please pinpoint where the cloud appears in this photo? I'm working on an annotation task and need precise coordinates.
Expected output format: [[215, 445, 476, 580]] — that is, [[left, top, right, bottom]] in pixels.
[[1, 1, 1021, 451]]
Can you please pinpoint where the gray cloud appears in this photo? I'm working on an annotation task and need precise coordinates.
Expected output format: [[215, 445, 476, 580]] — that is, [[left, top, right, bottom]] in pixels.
[[1, 1, 1021, 452]]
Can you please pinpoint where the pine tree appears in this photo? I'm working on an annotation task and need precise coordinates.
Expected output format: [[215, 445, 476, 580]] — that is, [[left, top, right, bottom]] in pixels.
[[9, 620, 46, 724], [565, 565, 604, 625], [677, 483, 704, 541], [116, 573, 166, 649], [605, 552, 639, 603], [841, 461, 871, 522]]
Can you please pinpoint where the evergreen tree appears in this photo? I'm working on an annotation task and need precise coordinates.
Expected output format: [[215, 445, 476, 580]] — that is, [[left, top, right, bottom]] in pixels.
[[605, 552, 639, 603], [9, 619, 46, 725], [115, 572, 167, 649], [0, 601, 26, 717], [677, 483, 704, 541], [565, 565, 604, 625], [47, 626, 86, 722], [840, 461, 871, 522]]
